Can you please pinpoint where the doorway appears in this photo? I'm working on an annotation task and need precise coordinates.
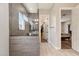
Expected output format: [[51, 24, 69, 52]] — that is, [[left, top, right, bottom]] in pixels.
[[61, 10, 72, 49], [40, 15, 49, 43]]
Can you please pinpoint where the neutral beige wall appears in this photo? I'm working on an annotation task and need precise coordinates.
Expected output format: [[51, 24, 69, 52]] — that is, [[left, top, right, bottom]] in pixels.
[[9, 3, 30, 36], [0, 3, 9, 55]]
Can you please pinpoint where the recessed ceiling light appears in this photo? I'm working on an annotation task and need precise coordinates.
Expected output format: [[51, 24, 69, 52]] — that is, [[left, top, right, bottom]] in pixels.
[[35, 19, 38, 21]]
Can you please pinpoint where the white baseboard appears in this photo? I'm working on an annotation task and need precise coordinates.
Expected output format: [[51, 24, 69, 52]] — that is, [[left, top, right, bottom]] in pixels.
[[48, 41, 61, 49], [72, 48, 79, 52]]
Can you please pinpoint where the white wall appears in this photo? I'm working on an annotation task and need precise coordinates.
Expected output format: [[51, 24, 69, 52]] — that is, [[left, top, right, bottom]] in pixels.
[[72, 5, 79, 52], [0, 4, 9, 56], [49, 4, 62, 49], [48, 6, 57, 49], [49, 4, 76, 49]]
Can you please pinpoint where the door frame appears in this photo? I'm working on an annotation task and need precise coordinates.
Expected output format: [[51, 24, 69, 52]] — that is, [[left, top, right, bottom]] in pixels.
[[59, 7, 73, 49]]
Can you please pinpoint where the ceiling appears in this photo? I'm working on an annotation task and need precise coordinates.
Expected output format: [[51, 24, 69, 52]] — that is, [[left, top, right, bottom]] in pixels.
[[38, 3, 53, 10], [23, 3, 78, 13], [23, 3, 53, 13], [24, 3, 38, 13]]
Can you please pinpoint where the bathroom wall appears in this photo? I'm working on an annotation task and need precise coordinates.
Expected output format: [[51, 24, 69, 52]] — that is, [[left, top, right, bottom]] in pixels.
[[9, 3, 30, 36]]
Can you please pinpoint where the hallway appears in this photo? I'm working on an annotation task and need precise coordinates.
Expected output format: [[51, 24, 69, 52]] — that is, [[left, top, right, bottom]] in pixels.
[[40, 43, 79, 56]]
